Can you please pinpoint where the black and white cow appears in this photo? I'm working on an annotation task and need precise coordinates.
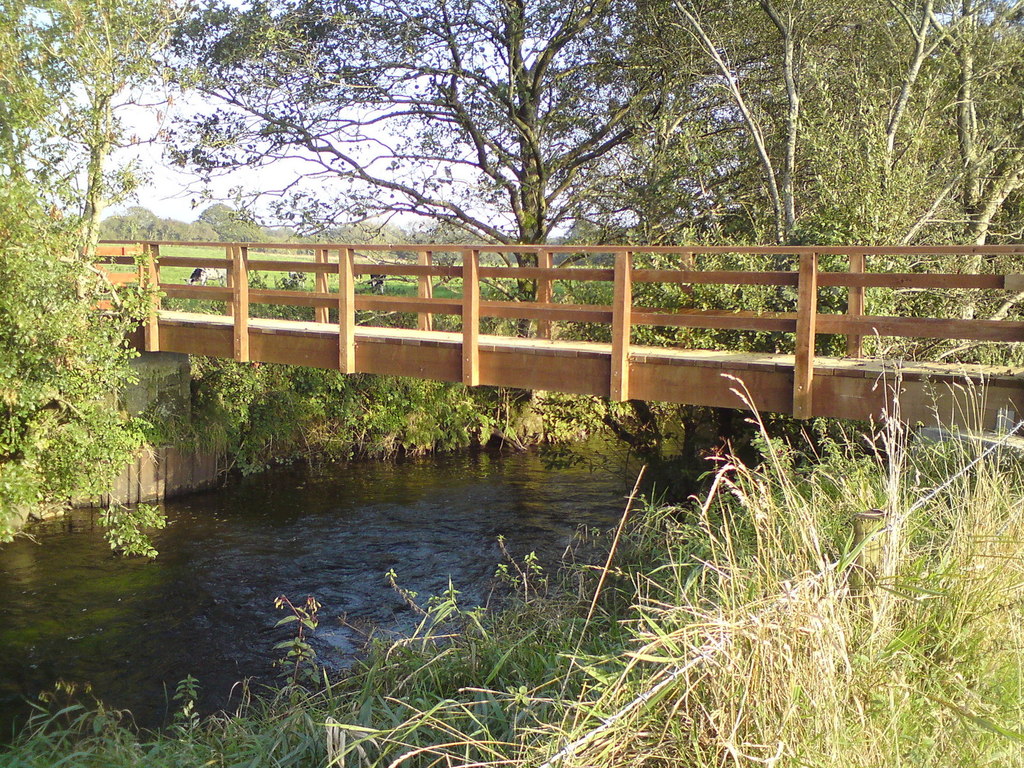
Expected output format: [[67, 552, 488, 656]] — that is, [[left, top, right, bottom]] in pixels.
[[185, 268, 228, 286]]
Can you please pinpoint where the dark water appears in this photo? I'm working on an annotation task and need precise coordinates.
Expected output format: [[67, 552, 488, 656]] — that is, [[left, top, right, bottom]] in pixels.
[[0, 449, 630, 736]]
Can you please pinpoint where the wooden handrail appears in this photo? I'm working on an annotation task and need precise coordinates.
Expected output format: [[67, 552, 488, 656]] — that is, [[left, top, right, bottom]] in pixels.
[[99, 239, 1024, 256], [98, 240, 1024, 417]]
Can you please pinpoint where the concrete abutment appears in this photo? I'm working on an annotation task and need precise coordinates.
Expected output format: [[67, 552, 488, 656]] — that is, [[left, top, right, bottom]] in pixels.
[[78, 352, 222, 508]]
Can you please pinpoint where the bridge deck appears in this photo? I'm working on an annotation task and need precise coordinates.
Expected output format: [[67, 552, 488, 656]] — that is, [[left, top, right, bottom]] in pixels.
[[152, 310, 1024, 426]]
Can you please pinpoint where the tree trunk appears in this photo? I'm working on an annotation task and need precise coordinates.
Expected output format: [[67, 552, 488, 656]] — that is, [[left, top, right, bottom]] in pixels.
[[81, 91, 113, 258]]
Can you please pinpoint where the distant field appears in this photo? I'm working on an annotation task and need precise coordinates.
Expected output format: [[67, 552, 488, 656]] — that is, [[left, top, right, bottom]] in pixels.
[[98, 244, 462, 300], [96, 244, 601, 319]]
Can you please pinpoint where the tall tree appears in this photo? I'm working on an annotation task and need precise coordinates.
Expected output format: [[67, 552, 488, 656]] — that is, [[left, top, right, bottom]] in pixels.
[[602, 0, 1024, 249], [5, 0, 177, 253], [0, 0, 170, 548], [173, 0, 668, 250]]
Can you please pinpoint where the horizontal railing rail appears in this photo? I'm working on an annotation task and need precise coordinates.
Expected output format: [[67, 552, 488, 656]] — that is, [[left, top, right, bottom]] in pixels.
[[96, 241, 1024, 418]]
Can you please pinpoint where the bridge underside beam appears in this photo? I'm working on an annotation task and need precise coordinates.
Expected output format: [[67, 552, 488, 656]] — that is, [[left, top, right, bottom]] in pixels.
[[143, 312, 1024, 430]]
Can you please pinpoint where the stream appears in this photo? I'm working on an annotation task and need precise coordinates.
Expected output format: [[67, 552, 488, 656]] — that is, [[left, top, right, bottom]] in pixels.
[[0, 447, 632, 737]]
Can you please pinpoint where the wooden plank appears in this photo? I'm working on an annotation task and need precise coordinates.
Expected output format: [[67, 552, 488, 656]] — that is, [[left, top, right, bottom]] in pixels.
[[475, 266, 614, 282], [357, 295, 463, 314], [225, 245, 235, 322], [478, 265, 611, 281], [245, 259, 334, 274], [156, 256, 233, 269], [353, 264, 460, 278], [248, 327, 338, 370], [610, 252, 632, 401], [632, 269, 800, 286], [98, 239, 1024, 257], [358, 339, 462, 382], [233, 245, 250, 362], [105, 271, 138, 285], [846, 252, 865, 357], [320, 295, 796, 330], [479, 265, 554, 280], [95, 244, 130, 257], [159, 284, 235, 301], [339, 248, 355, 373], [819, 272, 1004, 290], [1005, 275, 1024, 292], [144, 243, 161, 352], [537, 250, 554, 339], [156, 319, 233, 359], [631, 309, 796, 332], [97, 255, 138, 266], [817, 314, 1024, 342], [478, 349, 607, 396], [315, 248, 329, 324], [250, 289, 336, 309], [418, 250, 434, 331], [463, 250, 480, 386], [145, 310, 1024, 426], [793, 252, 818, 419], [629, 363, 792, 413], [482, 301, 610, 324]]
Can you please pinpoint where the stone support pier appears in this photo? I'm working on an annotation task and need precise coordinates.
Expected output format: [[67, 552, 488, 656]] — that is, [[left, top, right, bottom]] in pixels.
[[77, 352, 222, 507]]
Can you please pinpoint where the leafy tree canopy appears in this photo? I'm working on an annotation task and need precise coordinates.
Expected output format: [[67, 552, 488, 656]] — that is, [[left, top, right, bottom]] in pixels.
[[172, 0, 670, 247]]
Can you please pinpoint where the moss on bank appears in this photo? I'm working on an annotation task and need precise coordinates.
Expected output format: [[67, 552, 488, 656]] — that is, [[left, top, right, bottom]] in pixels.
[[6, 419, 1024, 767]]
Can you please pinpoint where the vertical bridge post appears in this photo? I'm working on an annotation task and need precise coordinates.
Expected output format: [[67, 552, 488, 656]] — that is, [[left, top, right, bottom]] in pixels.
[[537, 249, 553, 340], [793, 251, 818, 419], [462, 249, 480, 386], [232, 245, 250, 362], [315, 248, 330, 324], [846, 251, 865, 358], [143, 242, 161, 352], [610, 251, 632, 401], [417, 250, 433, 331], [338, 247, 355, 373]]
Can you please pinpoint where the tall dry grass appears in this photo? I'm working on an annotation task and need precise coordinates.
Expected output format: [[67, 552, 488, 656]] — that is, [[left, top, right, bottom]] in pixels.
[[533, 412, 1024, 768]]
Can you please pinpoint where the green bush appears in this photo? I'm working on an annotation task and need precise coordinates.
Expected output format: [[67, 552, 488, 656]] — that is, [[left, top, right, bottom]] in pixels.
[[0, 182, 146, 538]]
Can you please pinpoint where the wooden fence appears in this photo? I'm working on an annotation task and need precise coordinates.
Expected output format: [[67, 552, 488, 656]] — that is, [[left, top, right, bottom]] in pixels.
[[97, 242, 1024, 418]]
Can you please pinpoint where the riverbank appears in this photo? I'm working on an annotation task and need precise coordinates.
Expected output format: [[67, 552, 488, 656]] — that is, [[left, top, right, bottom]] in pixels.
[[5, 418, 1024, 767]]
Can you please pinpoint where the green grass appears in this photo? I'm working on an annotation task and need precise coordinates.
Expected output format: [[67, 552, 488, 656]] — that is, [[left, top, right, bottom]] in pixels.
[[102, 246, 464, 324], [6, 412, 1024, 767], [100, 243, 608, 341]]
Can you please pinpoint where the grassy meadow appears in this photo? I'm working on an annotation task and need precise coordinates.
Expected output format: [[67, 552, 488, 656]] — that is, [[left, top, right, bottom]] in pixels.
[[101, 244, 464, 298], [5, 414, 1024, 767]]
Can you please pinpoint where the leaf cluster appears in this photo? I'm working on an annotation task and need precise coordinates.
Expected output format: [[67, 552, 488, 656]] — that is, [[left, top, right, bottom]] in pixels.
[[0, 181, 147, 538]]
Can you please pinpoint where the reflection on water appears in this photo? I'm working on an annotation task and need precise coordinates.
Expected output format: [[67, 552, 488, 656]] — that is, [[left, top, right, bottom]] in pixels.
[[0, 448, 630, 734]]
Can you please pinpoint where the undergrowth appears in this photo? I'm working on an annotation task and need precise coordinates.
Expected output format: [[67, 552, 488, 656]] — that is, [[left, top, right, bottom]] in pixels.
[[4, 414, 1024, 767]]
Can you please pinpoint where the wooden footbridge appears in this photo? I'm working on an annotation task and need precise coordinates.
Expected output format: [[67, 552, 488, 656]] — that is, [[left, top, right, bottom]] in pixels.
[[98, 242, 1024, 427]]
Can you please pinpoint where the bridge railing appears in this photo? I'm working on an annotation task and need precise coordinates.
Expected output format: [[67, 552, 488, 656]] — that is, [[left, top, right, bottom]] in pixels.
[[97, 241, 1024, 418]]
